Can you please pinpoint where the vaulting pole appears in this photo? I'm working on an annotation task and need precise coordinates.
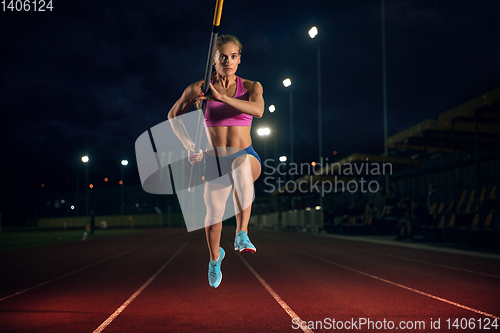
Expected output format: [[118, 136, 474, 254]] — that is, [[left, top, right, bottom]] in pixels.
[[188, 0, 224, 192]]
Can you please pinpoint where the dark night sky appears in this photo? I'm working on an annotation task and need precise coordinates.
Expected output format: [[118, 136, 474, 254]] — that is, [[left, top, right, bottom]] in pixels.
[[1, 0, 499, 218]]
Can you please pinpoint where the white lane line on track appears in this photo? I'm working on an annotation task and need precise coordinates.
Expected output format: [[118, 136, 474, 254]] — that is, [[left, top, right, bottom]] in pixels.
[[93, 241, 189, 333], [358, 250, 500, 279], [280, 244, 500, 320], [261, 232, 500, 279], [232, 244, 314, 333], [321, 233, 500, 260], [0, 244, 146, 302]]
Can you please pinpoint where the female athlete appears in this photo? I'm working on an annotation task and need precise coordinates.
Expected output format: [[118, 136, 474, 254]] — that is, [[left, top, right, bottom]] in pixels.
[[167, 35, 264, 288]]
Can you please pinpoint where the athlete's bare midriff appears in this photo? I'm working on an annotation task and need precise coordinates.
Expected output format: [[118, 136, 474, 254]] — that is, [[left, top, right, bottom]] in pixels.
[[205, 125, 252, 156]]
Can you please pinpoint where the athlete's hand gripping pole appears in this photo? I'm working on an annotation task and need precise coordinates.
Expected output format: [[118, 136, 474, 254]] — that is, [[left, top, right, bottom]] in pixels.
[[188, 0, 224, 192]]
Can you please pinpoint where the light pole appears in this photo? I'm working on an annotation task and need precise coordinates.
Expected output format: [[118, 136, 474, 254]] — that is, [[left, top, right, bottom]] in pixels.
[[120, 159, 128, 215], [81, 155, 89, 217], [309, 26, 322, 163], [309, 26, 324, 214], [283, 78, 293, 172], [382, 0, 389, 195], [269, 104, 278, 168], [279, 155, 287, 183]]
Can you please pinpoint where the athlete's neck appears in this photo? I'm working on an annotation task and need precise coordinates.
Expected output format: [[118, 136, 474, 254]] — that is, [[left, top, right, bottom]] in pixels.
[[214, 73, 236, 89]]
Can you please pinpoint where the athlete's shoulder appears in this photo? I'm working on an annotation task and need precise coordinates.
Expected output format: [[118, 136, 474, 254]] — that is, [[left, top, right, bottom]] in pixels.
[[182, 80, 203, 96], [188, 80, 204, 91], [241, 78, 263, 94]]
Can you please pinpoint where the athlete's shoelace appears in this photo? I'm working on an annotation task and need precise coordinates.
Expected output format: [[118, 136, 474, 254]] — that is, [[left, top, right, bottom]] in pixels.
[[238, 236, 253, 246], [237, 234, 249, 243], [209, 264, 220, 277]]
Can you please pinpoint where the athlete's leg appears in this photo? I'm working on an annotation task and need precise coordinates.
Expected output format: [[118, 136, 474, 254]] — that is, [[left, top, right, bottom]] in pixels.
[[204, 180, 233, 261], [233, 155, 261, 234]]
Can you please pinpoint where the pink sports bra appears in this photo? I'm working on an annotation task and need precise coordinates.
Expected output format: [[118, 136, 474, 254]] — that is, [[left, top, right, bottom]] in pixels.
[[204, 77, 253, 127]]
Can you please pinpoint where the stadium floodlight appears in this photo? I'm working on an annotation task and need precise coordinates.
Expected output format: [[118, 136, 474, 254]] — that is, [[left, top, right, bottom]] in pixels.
[[257, 127, 271, 136], [309, 26, 318, 39]]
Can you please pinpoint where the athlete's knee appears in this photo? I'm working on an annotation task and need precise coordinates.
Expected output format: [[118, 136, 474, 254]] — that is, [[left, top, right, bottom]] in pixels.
[[206, 203, 225, 221], [205, 219, 222, 230]]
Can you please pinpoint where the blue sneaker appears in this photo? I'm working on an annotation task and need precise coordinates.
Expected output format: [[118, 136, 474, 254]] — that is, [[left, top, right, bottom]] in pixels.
[[234, 231, 256, 254], [208, 247, 225, 288]]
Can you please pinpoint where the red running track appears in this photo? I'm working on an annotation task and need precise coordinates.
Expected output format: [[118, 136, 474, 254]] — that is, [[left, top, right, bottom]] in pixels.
[[1, 228, 499, 332]]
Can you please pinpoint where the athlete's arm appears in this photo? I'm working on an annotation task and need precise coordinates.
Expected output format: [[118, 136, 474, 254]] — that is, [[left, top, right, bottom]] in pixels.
[[167, 81, 204, 163], [168, 81, 203, 120], [200, 81, 264, 118]]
